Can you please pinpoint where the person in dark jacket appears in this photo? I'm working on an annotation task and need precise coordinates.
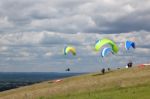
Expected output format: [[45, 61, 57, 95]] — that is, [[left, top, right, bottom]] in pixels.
[[101, 68, 105, 74], [107, 68, 110, 72], [127, 61, 133, 68]]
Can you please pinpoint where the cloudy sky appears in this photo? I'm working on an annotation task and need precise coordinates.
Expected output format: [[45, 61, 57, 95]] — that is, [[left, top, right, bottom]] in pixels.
[[0, 0, 150, 72]]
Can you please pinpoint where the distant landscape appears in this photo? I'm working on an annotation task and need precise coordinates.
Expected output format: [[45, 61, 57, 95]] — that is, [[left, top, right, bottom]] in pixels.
[[0, 0, 149, 99], [0, 72, 83, 92], [0, 66, 149, 99]]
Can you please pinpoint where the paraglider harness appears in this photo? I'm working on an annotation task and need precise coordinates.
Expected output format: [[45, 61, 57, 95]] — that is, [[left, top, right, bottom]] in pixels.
[[66, 68, 70, 71]]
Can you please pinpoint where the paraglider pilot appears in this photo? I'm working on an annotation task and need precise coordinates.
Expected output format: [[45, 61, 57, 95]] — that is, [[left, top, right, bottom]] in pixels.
[[65, 68, 70, 71]]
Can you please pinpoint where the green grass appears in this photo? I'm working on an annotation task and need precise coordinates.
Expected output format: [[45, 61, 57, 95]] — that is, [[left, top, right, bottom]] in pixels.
[[47, 84, 150, 99], [0, 66, 150, 99]]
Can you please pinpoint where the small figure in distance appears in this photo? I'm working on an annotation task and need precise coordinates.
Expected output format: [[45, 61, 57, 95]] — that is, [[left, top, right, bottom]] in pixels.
[[65, 68, 70, 71], [107, 68, 110, 71], [127, 61, 133, 68], [101, 68, 105, 74]]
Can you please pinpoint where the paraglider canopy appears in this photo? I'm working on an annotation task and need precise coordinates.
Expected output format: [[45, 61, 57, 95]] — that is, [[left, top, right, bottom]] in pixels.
[[125, 41, 135, 50], [64, 46, 76, 56], [95, 38, 119, 53], [138, 64, 145, 69], [101, 47, 113, 57]]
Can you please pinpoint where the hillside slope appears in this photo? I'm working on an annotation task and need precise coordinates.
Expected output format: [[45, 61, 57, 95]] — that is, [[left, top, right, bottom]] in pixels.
[[0, 66, 150, 99]]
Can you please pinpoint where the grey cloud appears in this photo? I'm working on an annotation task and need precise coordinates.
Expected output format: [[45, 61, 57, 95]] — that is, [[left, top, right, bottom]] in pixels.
[[40, 33, 81, 46], [0, 0, 149, 33], [0, 0, 149, 72]]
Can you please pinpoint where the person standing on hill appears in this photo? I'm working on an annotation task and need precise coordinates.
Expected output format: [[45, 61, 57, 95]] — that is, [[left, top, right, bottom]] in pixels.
[[127, 61, 133, 68], [101, 68, 105, 74], [107, 68, 110, 72]]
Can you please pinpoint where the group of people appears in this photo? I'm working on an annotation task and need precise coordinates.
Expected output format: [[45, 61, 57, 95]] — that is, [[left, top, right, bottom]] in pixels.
[[101, 61, 133, 74], [65, 61, 133, 74], [101, 68, 111, 74]]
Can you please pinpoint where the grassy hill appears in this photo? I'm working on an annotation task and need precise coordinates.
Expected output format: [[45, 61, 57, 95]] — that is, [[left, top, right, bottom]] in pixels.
[[0, 66, 150, 99]]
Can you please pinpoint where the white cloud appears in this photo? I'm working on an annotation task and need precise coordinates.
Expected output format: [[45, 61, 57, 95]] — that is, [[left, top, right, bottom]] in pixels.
[[0, 0, 150, 72], [0, 0, 149, 33], [45, 52, 52, 57], [0, 31, 149, 72], [0, 16, 13, 28]]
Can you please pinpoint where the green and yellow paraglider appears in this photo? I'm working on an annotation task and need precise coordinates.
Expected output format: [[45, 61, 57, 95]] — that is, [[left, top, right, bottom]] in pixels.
[[64, 46, 76, 56], [63, 46, 76, 72], [95, 38, 119, 53], [94, 38, 119, 69]]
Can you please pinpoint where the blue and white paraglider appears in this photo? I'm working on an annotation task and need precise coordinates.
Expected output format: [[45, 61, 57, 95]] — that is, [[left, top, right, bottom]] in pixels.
[[100, 47, 115, 70], [101, 47, 113, 57], [125, 41, 135, 50], [125, 40, 136, 68]]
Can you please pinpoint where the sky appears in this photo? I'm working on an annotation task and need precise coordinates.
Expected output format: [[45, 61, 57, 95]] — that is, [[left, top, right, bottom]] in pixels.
[[0, 0, 150, 72]]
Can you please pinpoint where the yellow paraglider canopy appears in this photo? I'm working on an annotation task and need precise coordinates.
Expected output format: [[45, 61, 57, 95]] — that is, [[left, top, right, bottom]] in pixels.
[[64, 46, 76, 56]]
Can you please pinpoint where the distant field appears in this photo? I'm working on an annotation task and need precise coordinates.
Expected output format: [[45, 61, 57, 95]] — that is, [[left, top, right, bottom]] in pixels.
[[0, 66, 150, 99], [0, 72, 82, 92]]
